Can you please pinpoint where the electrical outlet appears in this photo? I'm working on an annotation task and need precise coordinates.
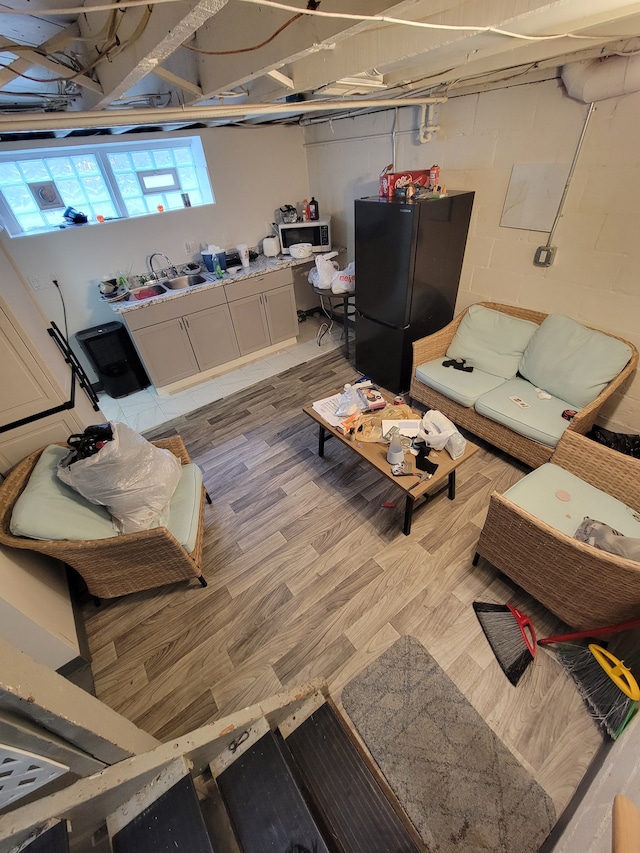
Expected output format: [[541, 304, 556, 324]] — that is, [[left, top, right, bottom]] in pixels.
[[28, 274, 57, 291], [185, 241, 197, 254]]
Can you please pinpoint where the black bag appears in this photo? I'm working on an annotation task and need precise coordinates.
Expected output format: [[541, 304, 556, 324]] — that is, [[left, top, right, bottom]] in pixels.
[[588, 425, 640, 459], [63, 423, 113, 466]]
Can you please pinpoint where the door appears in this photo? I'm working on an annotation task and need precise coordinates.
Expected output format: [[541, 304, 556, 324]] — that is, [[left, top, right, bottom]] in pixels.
[[354, 313, 408, 394], [354, 198, 416, 328], [131, 318, 198, 387], [186, 304, 240, 371], [228, 294, 271, 355], [264, 285, 299, 345]]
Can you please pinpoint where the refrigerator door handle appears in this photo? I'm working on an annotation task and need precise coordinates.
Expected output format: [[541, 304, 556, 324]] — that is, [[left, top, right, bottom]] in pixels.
[[356, 308, 410, 332]]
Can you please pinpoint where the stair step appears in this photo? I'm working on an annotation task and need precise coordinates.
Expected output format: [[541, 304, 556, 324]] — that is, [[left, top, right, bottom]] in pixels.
[[110, 773, 215, 853], [284, 701, 424, 853], [21, 819, 69, 852], [217, 729, 330, 853]]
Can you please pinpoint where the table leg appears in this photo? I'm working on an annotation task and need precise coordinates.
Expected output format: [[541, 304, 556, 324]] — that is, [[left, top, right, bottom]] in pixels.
[[448, 470, 456, 500], [318, 424, 326, 457], [403, 495, 415, 535], [343, 295, 349, 359]]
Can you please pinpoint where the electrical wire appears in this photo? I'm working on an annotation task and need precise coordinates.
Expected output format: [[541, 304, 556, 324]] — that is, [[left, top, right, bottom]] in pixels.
[[52, 279, 69, 343], [182, 11, 302, 56], [0, 0, 633, 44]]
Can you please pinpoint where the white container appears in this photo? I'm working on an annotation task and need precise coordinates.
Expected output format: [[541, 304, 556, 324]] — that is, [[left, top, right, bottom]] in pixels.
[[263, 235, 280, 257], [237, 243, 250, 268], [289, 242, 313, 259]]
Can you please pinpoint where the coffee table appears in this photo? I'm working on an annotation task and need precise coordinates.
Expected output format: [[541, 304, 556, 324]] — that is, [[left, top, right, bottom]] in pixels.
[[302, 397, 479, 535]]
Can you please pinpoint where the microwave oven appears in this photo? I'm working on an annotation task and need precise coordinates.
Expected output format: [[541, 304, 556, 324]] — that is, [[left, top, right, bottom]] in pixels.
[[278, 218, 331, 254]]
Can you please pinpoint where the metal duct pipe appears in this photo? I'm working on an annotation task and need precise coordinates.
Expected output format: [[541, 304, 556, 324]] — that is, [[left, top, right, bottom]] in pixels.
[[562, 55, 640, 103], [0, 97, 448, 134]]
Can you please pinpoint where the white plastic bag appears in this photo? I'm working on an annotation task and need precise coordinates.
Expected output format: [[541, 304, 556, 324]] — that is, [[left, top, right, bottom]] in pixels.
[[309, 251, 339, 289], [418, 410, 458, 451], [335, 384, 365, 417], [446, 430, 467, 460], [56, 422, 182, 534], [332, 261, 355, 294]]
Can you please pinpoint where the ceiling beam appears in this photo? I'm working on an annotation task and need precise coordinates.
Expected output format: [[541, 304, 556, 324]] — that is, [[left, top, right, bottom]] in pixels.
[[191, 0, 405, 104], [0, 27, 103, 94], [153, 66, 203, 98], [79, 0, 229, 109]]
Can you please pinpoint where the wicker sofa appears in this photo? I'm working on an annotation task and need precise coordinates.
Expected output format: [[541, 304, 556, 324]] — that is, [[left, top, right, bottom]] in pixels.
[[409, 302, 638, 468], [0, 436, 208, 599], [473, 430, 640, 630]]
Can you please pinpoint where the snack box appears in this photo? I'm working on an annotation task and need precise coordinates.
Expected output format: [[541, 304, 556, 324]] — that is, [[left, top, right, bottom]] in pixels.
[[379, 169, 430, 198]]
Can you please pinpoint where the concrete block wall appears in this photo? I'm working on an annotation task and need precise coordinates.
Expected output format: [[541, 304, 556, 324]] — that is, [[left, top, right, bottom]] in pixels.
[[304, 78, 640, 433]]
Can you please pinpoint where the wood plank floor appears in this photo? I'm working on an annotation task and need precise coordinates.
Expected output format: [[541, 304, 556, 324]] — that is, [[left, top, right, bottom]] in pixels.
[[80, 348, 604, 822]]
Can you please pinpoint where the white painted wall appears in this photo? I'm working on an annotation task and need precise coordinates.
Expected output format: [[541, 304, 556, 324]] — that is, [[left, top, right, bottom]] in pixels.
[[0, 125, 309, 381], [0, 547, 79, 669], [303, 79, 640, 432]]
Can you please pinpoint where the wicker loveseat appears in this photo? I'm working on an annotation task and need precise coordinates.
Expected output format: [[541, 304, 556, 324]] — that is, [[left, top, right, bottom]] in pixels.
[[473, 430, 640, 630], [409, 302, 638, 468], [0, 436, 208, 599]]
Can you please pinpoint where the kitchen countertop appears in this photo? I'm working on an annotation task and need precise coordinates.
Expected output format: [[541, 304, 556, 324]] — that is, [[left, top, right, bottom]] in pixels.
[[108, 252, 337, 315]]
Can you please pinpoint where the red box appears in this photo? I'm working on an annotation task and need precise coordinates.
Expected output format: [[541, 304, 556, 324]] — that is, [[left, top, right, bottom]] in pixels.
[[379, 169, 430, 198]]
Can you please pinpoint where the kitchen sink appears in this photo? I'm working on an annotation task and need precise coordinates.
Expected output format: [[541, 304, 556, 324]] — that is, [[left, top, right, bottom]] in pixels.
[[126, 283, 168, 301], [164, 273, 207, 289]]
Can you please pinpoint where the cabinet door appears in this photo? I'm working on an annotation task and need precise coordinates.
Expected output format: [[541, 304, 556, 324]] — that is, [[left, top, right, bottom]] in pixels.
[[131, 317, 198, 387], [185, 304, 240, 371], [264, 284, 299, 345], [228, 294, 271, 355]]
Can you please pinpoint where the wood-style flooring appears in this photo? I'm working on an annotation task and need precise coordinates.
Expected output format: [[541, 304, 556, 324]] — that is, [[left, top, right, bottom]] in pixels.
[[80, 348, 604, 821]]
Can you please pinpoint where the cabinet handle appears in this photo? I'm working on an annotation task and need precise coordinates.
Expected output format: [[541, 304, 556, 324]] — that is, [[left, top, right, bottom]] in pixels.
[[184, 317, 190, 329], [179, 320, 184, 331]]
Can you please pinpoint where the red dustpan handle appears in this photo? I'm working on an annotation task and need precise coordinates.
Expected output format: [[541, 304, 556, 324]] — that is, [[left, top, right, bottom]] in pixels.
[[507, 605, 537, 657], [539, 616, 640, 646]]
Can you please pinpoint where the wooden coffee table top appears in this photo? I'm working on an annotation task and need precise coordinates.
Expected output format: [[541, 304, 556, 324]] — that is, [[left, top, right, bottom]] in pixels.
[[302, 396, 479, 501]]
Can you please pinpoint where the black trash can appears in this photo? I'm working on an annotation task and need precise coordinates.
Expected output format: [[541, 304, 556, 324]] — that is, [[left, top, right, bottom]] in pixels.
[[76, 322, 150, 398]]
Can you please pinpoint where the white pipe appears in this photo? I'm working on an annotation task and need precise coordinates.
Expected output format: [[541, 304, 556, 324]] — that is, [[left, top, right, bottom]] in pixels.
[[562, 55, 640, 103], [0, 97, 448, 134], [418, 102, 443, 143]]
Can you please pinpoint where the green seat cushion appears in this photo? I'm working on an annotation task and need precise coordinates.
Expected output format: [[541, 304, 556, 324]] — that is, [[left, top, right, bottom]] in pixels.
[[415, 359, 505, 408], [10, 445, 202, 552], [446, 304, 539, 379], [519, 314, 632, 410], [474, 378, 572, 448], [504, 463, 640, 540]]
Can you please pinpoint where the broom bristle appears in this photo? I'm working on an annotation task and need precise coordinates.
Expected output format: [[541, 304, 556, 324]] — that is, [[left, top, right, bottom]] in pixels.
[[473, 602, 535, 686], [555, 642, 639, 739]]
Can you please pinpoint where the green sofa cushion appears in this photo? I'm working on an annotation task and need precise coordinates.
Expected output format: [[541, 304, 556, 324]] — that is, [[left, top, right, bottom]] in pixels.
[[415, 359, 505, 408], [474, 378, 572, 448], [504, 463, 640, 540], [10, 444, 202, 553], [446, 304, 539, 379], [519, 314, 632, 410]]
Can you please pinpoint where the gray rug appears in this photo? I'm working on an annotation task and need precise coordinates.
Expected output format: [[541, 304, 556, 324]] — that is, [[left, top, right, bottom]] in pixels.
[[342, 636, 556, 852]]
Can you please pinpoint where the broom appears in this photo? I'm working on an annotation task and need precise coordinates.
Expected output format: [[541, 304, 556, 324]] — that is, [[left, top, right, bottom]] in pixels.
[[473, 601, 537, 686], [549, 642, 640, 739]]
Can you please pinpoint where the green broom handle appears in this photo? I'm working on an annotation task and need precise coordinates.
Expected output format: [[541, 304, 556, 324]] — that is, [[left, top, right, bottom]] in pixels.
[[538, 616, 640, 646]]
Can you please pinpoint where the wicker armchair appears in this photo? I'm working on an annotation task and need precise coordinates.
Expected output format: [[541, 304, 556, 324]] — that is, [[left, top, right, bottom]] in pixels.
[[409, 302, 638, 468], [474, 431, 640, 630], [0, 436, 208, 599]]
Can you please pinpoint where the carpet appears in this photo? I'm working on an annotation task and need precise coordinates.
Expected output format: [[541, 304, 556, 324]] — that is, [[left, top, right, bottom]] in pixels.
[[341, 636, 556, 852]]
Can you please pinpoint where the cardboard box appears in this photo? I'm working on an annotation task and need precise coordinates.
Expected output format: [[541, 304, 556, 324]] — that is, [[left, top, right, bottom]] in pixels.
[[379, 169, 430, 198]]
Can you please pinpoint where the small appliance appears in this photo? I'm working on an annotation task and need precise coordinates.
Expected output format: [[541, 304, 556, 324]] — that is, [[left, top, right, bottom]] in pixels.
[[279, 218, 331, 254]]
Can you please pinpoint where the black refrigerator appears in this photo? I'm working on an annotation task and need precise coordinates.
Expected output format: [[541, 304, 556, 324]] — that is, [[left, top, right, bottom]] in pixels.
[[355, 191, 474, 393]]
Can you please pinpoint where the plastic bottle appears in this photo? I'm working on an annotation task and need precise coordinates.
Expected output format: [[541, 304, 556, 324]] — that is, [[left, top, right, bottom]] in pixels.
[[308, 197, 319, 221], [336, 383, 362, 417], [302, 199, 309, 221]]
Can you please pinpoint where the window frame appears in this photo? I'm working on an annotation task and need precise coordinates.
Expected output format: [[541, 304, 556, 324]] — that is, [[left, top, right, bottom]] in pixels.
[[0, 135, 214, 237]]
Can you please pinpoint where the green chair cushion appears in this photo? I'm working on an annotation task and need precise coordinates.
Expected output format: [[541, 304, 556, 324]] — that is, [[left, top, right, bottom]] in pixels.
[[415, 359, 505, 408]]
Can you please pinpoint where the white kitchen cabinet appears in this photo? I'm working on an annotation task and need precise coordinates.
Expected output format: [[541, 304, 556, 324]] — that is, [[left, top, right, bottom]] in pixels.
[[124, 286, 240, 387], [227, 293, 271, 355]]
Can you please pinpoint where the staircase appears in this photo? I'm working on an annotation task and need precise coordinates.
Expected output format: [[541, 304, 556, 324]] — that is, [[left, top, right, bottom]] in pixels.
[[4, 683, 426, 853]]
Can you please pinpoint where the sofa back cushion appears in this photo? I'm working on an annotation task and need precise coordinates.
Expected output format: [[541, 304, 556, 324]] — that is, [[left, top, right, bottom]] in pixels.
[[519, 314, 632, 410], [446, 304, 539, 379]]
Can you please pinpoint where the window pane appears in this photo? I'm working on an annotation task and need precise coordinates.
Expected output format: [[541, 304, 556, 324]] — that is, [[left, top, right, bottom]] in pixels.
[[71, 155, 99, 174], [173, 147, 193, 166], [152, 149, 174, 168], [19, 160, 49, 182], [144, 193, 164, 212], [82, 175, 111, 202], [188, 189, 203, 205], [57, 178, 87, 207], [43, 209, 66, 227], [125, 197, 147, 216], [96, 201, 118, 219], [107, 152, 133, 172], [115, 172, 143, 198], [17, 212, 47, 232], [164, 192, 183, 210], [47, 158, 74, 179], [0, 162, 22, 185], [131, 150, 153, 169], [177, 166, 197, 191], [2, 185, 38, 212]]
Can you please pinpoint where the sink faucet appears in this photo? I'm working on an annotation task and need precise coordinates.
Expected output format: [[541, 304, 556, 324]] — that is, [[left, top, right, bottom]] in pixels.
[[147, 252, 177, 279]]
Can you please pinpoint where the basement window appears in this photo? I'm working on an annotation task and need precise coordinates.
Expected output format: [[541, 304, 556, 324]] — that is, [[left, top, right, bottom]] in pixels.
[[0, 136, 214, 237]]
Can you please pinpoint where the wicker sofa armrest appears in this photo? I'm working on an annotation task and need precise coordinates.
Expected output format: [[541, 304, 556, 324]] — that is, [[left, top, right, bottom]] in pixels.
[[412, 309, 466, 368], [550, 431, 640, 511], [151, 436, 191, 466]]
